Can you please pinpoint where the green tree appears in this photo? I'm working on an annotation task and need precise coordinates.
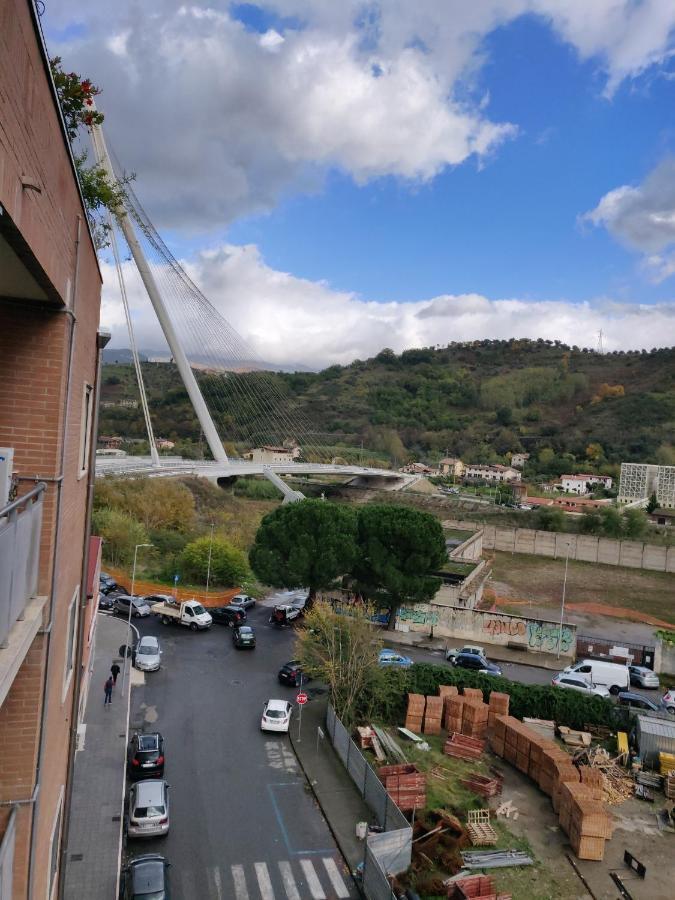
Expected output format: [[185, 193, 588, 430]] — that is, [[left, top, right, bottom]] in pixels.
[[180, 536, 249, 587], [535, 506, 565, 532], [249, 499, 358, 601], [579, 509, 601, 535], [353, 505, 447, 628], [296, 601, 382, 726], [599, 507, 623, 538], [495, 406, 513, 426], [647, 492, 658, 514], [622, 508, 647, 540], [92, 507, 149, 567]]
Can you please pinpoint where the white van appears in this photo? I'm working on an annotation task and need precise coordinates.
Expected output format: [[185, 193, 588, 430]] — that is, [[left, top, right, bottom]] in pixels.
[[563, 659, 629, 695]]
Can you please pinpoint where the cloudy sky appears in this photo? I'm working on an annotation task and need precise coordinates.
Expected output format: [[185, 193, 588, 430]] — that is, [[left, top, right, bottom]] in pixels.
[[48, 1, 675, 368]]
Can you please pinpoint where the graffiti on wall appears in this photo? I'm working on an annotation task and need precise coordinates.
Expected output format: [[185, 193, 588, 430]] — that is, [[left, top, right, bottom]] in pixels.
[[398, 605, 439, 626], [526, 621, 573, 653]]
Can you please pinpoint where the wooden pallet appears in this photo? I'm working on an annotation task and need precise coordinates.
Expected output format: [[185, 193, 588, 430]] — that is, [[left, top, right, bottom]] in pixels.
[[467, 823, 498, 846]]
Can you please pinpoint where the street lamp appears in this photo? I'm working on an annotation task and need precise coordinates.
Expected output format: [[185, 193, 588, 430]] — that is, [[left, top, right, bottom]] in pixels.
[[122, 543, 153, 692], [556, 542, 572, 659], [205, 524, 214, 594]]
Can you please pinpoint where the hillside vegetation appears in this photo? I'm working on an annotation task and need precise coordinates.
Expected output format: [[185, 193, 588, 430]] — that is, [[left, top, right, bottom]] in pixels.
[[98, 340, 674, 469]]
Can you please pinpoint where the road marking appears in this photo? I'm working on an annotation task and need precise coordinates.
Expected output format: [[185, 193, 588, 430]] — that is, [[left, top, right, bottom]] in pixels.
[[322, 858, 350, 898], [232, 864, 249, 900], [255, 862, 275, 900], [300, 860, 326, 899], [210, 866, 223, 900], [278, 861, 301, 900]]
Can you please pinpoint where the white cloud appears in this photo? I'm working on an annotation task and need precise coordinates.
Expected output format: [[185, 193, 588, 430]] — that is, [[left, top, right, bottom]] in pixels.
[[101, 242, 675, 368], [583, 158, 675, 282]]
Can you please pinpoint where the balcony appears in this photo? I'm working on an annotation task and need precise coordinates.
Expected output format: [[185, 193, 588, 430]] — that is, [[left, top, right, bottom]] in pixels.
[[0, 483, 47, 706]]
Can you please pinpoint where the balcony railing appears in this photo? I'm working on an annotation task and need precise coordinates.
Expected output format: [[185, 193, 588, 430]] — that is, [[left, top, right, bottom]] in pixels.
[[0, 483, 45, 648]]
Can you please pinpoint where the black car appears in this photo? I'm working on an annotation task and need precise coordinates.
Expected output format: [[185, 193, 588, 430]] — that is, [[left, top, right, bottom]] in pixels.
[[127, 732, 165, 780], [122, 854, 171, 899], [210, 605, 247, 627], [278, 661, 309, 687], [98, 592, 114, 611], [100, 573, 128, 596], [232, 625, 256, 648], [453, 653, 502, 676]]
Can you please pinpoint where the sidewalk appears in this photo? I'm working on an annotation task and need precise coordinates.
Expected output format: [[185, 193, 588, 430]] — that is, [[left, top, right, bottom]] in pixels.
[[290, 695, 371, 881], [63, 614, 131, 900], [383, 628, 568, 670]]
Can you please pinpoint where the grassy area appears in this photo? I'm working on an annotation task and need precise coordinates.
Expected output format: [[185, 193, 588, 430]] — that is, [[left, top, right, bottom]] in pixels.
[[443, 561, 477, 578], [488, 551, 675, 625], [443, 528, 475, 542]]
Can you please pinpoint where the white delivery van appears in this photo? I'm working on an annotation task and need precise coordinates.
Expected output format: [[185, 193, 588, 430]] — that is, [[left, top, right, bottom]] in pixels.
[[563, 659, 629, 695]]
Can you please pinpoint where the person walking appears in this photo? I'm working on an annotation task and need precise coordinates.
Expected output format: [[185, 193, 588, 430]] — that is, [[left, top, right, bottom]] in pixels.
[[110, 662, 121, 686], [104, 675, 114, 705]]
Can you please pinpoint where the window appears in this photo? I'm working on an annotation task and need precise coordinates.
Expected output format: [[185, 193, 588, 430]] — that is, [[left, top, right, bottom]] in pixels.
[[62, 587, 79, 702], [79, 383, 93, 475], [48, 788, 64, 900]]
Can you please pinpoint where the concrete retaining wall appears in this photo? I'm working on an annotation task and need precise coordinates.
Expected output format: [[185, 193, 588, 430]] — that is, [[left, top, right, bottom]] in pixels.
[[444, 519, 675, 573], [395, 604, 576, 659], [655, 638, 675, 676]]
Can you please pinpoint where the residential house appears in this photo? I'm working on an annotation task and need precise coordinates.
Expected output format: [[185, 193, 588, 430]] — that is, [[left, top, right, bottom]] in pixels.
[[464, 464, 522, 483], [510, 452, 530, 469], [439, 457, 464, 478], [98, 435, 124, 450], [648, 508, 675, 528], [0, 4, 104, 896], [401, 462, 434, 475], [249, 445, 301, 465], [156, 438, 175, 451], [560, 474, 613, 494]]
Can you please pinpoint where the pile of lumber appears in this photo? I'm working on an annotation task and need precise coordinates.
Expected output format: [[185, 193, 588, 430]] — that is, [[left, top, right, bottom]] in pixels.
[[466, 809, 498, 846], [355, 726, 385, 761], [377, 763, 426, 811], [460, 773, 503, 798], [444, 733, 485, 761], [446, 874, 512, 900], [406, 694, 426, 732], [424, 696, 444, 736]]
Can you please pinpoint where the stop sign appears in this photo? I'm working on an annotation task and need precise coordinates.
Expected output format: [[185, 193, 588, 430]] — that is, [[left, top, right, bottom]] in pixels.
[[296, 691, 308, 705]]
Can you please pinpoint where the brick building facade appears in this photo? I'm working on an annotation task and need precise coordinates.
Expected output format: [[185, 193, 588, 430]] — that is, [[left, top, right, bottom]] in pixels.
[[0, 2, 104, 897]]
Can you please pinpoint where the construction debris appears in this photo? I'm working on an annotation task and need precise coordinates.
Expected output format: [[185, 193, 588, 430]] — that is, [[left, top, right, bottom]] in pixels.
[[495, 799, 519, 820], [377, 763, 426, 811], [636, 772, 663, 789], [466, 810, 498, 846], [461, 850, 534, 869], [355, 726, 386, 761], [522, 717, 556, 740], [373, 725, 408, 763], [460, 772, 503, 799], [558, 726, 592, 748], [444, 733, 485, 761], [666, 773, 675, 800], [446, 874, 512, 900]]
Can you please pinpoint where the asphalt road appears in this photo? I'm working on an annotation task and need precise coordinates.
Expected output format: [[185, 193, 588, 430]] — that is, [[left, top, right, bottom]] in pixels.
[[125, 603, 356, 899]]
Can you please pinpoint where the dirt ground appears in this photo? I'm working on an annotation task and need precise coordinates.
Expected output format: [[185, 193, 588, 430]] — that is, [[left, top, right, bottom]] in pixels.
[[496, 760, 675, 900], [486, 552, 675, 634]]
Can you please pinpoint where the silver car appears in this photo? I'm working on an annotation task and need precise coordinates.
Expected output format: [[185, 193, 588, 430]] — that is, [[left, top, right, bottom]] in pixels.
[[230, 593, 256, 611], [134, 635, 161, 672], [128, 779, 170, 838], [628, 665, 659, 689]]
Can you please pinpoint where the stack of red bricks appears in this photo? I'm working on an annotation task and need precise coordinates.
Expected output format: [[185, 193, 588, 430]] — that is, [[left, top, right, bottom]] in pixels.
[[443, 733, 485, 760], [444, 696, 465, 734], [461, 699, 489, 739], [487, 692, 510, 735], [405, 694, 426, 732], [423, 696, 444, 735], [377, 763, 426, 811], [446, 874, 512, 900]]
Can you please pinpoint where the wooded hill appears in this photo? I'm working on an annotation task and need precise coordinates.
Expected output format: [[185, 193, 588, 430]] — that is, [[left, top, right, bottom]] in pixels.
[[98, 340, 674, 473]]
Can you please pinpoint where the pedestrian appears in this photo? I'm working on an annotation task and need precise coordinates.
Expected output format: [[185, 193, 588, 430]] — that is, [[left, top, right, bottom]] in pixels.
[[104, 675, 113, 705], [110, 662, 121, 686]]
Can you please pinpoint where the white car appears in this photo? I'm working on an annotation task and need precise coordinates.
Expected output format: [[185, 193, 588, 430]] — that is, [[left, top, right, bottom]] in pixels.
[[663, 689, 675, 714], [261, 699, 293, 733], [551, 673, 610, 698], [134, 635, 161, 672], [127, 779, 170, 838]]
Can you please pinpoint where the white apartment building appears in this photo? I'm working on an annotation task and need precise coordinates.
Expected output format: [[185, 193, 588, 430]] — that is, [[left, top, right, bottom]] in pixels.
[[618, 463, 675, 509], [560, 474, 613, 494], [464, 464, 521, 483]]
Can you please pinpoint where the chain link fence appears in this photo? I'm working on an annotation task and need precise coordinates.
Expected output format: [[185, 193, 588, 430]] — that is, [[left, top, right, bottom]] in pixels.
[[326, 705, 412, 900]]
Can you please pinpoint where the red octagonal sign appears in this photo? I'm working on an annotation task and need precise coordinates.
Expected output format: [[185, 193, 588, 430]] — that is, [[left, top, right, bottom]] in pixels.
[[296, 691, 308, 705]]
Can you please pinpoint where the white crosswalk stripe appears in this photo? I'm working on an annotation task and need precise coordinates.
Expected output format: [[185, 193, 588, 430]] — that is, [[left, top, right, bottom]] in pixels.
[[208, 866, 224, 899], [232, 864, 249, 900], [255, 862, 275, 900], [300, 859, 327, 899], [322, 857, 350, 898], [278, 860, 301, 900]]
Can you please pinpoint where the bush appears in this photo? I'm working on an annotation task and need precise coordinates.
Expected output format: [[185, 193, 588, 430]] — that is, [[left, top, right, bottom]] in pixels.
[[179, 536, 249, 587]]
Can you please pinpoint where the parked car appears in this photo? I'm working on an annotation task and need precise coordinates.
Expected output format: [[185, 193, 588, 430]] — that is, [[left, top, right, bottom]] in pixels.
[[232, 625, 256, 649], [445, 644, 485, 663], [261, 699, 292, 733], [562, 659, 629, 695], [150, 598, 212, 631], [616, 691, 663, 712], [269, 604, 302, 627], [453, 653, 502, 676], [127, 732, 165, 780], [230, 593, 256, 611], [551, 673, 610, 698], [378, 649, 413, 668], [143, 593, 175, 606], [210, 605, 247, 627], [662, 689, 675, 714], [113, 594, 151, 618], [98, 592, 114, 611], [121, 854, 171, 899], [127, 779, 170, 838], [628, 665, 660, 689], [278, 661, 309, 687], [134, 635, 162, 672], [99, 572, 117, 594]]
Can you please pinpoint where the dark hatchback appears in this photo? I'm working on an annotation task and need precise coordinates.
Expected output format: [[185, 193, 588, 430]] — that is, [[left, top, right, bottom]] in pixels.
[[122, 854, 171, 900], [232, 625, 256, 648], [453, 653, 502, 676], [278, 661, 309, 687], [127, 732, 165, 780], [210, 605, 247, 627]]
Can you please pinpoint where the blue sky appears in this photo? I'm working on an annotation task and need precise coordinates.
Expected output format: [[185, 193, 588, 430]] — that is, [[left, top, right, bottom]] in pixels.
[[47, 1, 675, 366]]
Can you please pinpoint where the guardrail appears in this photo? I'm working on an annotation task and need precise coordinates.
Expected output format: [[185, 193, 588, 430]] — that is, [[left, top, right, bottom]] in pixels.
[[326, 704, 411, 900], [0, 483, 45, 648]]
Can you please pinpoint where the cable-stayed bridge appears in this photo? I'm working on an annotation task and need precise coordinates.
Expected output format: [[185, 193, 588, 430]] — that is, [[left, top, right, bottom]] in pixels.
[[91, 124, 411, 499]]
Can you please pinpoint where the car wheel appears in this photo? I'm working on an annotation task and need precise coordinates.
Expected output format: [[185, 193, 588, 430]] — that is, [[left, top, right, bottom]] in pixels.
[[162, 616, 171, 625], [609, 685, 621, 696], [190, 622, 198, 632], [667, 707, 675, 716]]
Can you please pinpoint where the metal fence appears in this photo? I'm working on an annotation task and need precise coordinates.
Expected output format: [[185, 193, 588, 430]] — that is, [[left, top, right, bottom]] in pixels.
[[576, 634, 656, 669], [0, 483, 45, 648], [326, 704, 412, 900]]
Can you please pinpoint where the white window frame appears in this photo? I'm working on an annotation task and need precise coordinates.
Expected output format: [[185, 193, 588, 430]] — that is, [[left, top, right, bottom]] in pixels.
[[62, 587, 79, 704], [79, 383, 94, 478], [47, 787, 64, 900]]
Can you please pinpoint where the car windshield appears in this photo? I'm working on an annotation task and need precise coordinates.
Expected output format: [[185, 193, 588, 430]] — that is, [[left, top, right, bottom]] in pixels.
[[192, 604, 206, 615], [138, 644, 157, 655], [239, 627, 253, 635], [135, 804, 165, 817], [132, 598, 147, 608], [138, 736, 159, 751], [266, 709, 286, 718]]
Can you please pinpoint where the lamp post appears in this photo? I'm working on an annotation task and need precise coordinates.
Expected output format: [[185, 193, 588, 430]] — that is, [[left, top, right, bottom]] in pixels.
[[123, 543, 153, 692], [205, 524, 214, 594], [556, 543, 571, 659]]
